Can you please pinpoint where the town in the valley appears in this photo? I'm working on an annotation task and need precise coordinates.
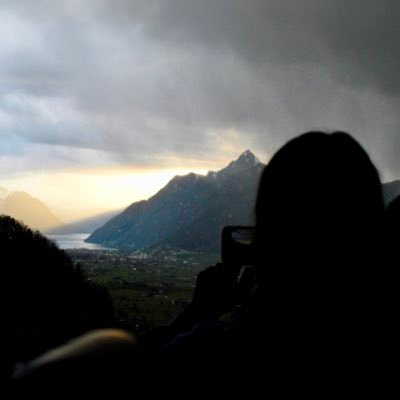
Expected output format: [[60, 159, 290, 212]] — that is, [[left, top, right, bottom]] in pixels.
[[66, 248, 219, 334]]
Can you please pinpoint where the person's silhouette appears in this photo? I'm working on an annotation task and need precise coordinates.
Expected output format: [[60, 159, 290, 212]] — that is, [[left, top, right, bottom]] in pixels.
[[252, 132, 385, 364]]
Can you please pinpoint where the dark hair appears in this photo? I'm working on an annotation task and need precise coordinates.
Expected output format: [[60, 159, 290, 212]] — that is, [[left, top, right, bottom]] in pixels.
[[253, 131, 383, 268]]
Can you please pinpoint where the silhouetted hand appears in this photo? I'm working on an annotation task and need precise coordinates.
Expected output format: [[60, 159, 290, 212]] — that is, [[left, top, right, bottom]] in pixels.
[[191, 263, 239, 320]]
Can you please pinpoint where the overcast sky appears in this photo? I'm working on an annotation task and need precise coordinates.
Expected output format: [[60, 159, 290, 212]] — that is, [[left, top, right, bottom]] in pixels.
[[1, 1, 400, 218]]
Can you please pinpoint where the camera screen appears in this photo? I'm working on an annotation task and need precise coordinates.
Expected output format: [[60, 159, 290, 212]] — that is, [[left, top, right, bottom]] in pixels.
[[222, 226, 256, 265], [231, 228, 255, 245]]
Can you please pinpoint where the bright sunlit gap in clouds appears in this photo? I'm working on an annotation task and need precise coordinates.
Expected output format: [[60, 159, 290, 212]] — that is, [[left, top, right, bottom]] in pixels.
[[0, 125, 267, 222]]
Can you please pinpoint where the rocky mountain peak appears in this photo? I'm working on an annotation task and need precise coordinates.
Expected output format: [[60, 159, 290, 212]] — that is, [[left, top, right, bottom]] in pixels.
[[212, 150, 261, 179]]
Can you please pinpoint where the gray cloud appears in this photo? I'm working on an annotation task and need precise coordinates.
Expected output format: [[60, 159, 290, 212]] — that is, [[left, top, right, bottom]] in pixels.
[[1, 1, 400, 179], [132, 0, 400, 93]]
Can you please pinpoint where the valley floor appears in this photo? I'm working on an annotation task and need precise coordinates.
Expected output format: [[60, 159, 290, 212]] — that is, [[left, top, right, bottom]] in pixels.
[[66, 248, 219, 334]]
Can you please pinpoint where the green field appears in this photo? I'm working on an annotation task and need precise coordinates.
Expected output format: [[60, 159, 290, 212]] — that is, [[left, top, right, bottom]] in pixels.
[[67, 249, 219, 334]]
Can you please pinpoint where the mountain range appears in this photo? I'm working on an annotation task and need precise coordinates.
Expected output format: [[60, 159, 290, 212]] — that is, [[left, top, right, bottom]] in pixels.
[[86, 151, 263, 252], [2, 152, 400, 249], [382, 180, 400, 205], [87, 151, 400, 253], [47, 210, 121, 235]]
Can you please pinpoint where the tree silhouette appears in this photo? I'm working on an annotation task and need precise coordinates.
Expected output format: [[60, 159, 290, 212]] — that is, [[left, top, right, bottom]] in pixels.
[[0, 215, 115, 368]]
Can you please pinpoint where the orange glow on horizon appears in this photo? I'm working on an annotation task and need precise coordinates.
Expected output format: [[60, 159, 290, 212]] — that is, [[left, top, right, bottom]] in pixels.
[[0, 164, 222, 222], [0, 144, 269, 223]]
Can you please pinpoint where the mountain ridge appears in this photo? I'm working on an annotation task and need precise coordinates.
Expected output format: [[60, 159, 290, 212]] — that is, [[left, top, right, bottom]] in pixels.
[[382, 180, 400, 205], [46, 209, 122, 235], [86, 151, 264, 251], [2, 153, 399, 244]]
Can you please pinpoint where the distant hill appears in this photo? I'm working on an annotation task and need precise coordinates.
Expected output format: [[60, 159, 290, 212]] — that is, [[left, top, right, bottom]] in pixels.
[[0, 191, 63, 232], [86, 150, 264, 252], [382, 180, 400, 205], [0, 187, 119, 235], [47, 210, 122, 235]]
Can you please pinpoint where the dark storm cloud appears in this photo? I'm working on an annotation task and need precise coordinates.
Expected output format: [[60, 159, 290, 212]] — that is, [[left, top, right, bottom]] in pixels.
[[130, 0, 400, 94], [101, 0, 400, 177], [1, 1, 400, 178]]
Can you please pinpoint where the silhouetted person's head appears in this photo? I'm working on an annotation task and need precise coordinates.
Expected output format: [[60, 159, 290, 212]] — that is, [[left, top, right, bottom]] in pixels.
[[254, 131, 383, 275]]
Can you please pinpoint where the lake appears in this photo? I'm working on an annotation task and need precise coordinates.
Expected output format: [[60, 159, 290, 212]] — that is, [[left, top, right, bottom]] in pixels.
[[47, 233, 115, 251]]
